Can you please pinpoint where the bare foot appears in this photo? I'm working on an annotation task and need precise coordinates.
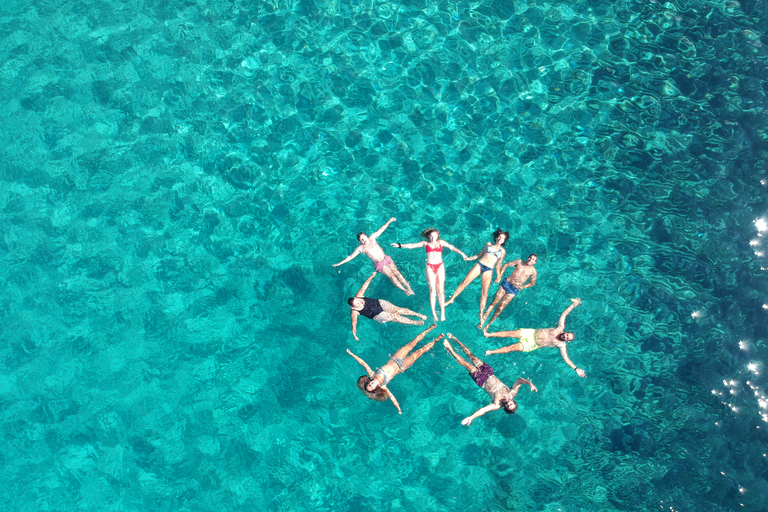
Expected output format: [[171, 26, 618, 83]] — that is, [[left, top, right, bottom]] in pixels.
[[442, 339, 452, 349], [477, 321, 484, 329], [482, 330, 490, 338], [417, 313, 428, 320], [432, 314, 439, 323], [445, 299, 454, 306], [484, 350, 491, 356], [441, 313, 446, 322], [434, 333, 445, 341]]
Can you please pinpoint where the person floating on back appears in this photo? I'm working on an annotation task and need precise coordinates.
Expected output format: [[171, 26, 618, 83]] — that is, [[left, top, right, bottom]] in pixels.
[[348, 272, 426, 341], [392, 228, 471, 322], [347, 324, 441, 414], [483, 298, 586, 377], [443, 333, 537, 426], [479, 254, 538, 331], [445, 228, 509, 327], [333, 217, 414, 295]]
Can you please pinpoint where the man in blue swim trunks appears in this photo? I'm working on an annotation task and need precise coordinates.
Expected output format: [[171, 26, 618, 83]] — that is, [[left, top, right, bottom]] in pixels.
[[479, 254, 538, 330], [483, 299, 587, 378]]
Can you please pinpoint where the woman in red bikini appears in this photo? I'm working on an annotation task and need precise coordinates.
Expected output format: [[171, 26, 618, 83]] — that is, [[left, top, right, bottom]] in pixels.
[[392, 228, 470, 322]]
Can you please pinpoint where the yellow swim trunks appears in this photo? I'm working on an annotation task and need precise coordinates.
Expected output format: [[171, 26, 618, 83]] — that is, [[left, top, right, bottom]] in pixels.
[[519, 329, 538, 352]]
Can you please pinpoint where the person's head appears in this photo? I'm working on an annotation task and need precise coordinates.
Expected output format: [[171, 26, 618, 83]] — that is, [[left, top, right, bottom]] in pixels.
[[357, 232, 368, 244], [357, 375, 388, 401], [499, 397, 518, 414], [348, 297, 364, 310], [526, 254, 538, 265], [421, 228, 440, 242], [493, 229, 510, 246], [557, 332, 575, 342]]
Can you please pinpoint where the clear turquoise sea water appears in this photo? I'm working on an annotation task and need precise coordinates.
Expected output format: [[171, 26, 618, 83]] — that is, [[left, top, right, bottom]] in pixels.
[[1, 0, 768, 510]]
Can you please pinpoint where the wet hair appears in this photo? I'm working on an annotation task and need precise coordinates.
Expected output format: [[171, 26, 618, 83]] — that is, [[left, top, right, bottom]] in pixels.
[[557, 332, 575, 342], [421, 228, 439, 240], [493, 229, 510, 246], [528, 253, 538, 260], [356, 232, 366, 242], [357, 376, 388, 402], [500, 398, 518, 414], [347, 297, 358, 307]]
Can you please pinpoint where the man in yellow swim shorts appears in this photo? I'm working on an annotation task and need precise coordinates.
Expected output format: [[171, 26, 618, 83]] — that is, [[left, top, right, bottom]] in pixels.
[[483, 298, 586, 378]]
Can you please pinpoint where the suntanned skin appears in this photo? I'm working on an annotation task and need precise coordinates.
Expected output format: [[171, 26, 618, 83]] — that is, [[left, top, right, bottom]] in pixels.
[[443, 334, 537, 426], [333, 217, 414, 296], [349, 272, 426, 341], [346, 324, 441, 414], [393, 229, 471, 322], [483, 298, 587, 378], [445, 232, 508, 324], [479, 254, 538, 330]]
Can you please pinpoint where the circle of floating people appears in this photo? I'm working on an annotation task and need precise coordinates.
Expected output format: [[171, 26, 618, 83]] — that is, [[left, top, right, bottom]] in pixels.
[[335, 218, 585, 424]]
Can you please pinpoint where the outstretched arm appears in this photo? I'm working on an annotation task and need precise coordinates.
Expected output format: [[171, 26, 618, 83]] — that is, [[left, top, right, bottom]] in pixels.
[[440, 240, 471, 260], [350, 312, 360, 341], [558, 345, 586, 377], [370, 217, 396, 240], [354, 272, 377, 297], [495, 260, 520, 283], [461, 403, 500, 426], [493, 249, 506, 280], [557, 298, 582, 330], [510, 377, 538, 395], [333, 247, 361, 267], [393, 240, 427, 249], [346, 349, 374, 377], [382, 386, 402, 414]]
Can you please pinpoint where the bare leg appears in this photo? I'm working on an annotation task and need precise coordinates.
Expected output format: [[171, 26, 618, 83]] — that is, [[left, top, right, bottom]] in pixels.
[[380, 266, 410, 295], [437, 266, 446, 321], [450, 334, 484, 368], [443, 339, 478, 372], [425, 266, 438, 322], [387, 312, 425, 326], [389, 263, 414, 295], [483, 328, 523, 338], [446, 265, 480, 305], [484, 294, 515, 330], [477, 271, 494, 328], [401, 334, 442, 371], [392, 324, 438, 359], [380, 300, 427, 320], [480, 287, 506, 328]]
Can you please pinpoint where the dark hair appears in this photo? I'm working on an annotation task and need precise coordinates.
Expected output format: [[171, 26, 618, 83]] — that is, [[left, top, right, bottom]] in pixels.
[[500, 398, 518, 414], [557, 332, 575, 342], [528, 254, 538, 260], [356, 232, 366, 242], [421, 228, 439, 240], [493, 229, 510, 246], [357, 376, 388, 402], [347, 297, 356, 306]]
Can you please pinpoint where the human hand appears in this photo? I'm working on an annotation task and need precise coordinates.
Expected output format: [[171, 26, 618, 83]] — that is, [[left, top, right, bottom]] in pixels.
[[575, 368, 586, 378], [484, 350, 491, 356], [461, 417, 473, 426], [389, 217, 397, 223], [530, 384, 538, 392], [571, 298, 582, 306], [346, 349, 352, 355], [354, 335, 359, 341]]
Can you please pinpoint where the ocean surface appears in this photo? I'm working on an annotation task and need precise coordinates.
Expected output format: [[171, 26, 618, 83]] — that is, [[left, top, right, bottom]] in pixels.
[[1, 0, 767, 510]]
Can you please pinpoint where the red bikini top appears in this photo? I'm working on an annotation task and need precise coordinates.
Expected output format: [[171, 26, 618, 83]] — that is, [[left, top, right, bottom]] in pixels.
[[425, 244, 443, 253]]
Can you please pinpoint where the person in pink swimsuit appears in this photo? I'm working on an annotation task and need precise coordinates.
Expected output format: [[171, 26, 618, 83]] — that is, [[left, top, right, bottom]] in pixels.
[[333, 217, 414, 295], [392, 228, 470, 322]]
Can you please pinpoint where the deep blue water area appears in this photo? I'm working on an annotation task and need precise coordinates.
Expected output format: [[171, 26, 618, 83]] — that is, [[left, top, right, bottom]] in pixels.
[[1, 0, 768, 510]]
